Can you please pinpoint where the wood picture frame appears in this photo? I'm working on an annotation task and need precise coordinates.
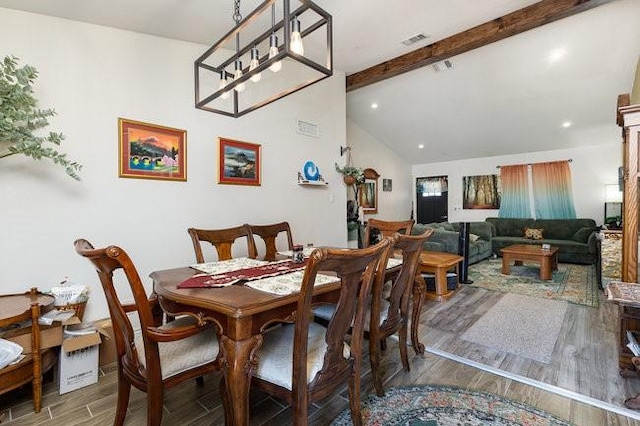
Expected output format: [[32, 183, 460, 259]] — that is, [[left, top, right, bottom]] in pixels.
[[218, 138, 261, 186], [118, 118, 186, 181], [360, 168, 380, 214], [462, 174, 501, 209]]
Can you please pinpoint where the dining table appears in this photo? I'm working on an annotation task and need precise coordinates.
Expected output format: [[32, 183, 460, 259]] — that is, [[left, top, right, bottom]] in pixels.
[[150, 253, 419, 426]]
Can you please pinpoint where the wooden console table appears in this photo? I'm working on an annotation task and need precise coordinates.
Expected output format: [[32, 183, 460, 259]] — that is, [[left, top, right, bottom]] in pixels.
[[0, 288, 56, 413]]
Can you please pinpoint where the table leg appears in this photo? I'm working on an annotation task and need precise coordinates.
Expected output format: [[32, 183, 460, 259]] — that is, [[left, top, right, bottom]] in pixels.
[[219, 334, 262, 426], [540, 259, 552, 280], [434, 267, 447, 297], [501, 254, 511, 275], [411, 274, 426, 355]]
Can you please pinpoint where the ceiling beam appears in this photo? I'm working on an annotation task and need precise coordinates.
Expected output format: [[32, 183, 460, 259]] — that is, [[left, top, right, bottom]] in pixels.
[[346, 0, 614, 92]]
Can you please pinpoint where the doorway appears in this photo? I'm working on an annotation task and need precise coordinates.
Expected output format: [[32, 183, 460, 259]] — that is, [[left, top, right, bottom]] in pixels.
[[416, 176, 449, 224]]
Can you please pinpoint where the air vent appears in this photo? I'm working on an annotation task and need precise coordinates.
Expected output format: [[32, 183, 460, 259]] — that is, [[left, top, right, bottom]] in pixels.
[[296, 119, 320, 138], [401, 33, 428, 46], [431, 59, 453, 72]]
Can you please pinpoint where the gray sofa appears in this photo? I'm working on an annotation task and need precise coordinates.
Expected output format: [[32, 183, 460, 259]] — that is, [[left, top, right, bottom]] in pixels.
[[411, 221, 493, 265], [485, 217, 599, 265]]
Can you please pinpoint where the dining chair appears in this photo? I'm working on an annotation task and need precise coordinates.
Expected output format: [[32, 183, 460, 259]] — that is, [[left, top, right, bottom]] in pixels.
[[363, 218, 415, 247], [246, 221, 294, 261], [246, 238, 393, 426], [74, 239, 222, 426], [187, 224, 257, 262], [368, 230, 433, 396]]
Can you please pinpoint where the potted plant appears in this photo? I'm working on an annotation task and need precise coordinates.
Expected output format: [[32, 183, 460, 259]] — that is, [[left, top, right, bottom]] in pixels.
[[335, 163, 364, 186], [0, 55, 81, 180]]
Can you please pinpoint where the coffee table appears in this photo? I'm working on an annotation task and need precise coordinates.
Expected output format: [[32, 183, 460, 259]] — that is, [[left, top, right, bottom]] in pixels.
[[501, 244, 559, 280]]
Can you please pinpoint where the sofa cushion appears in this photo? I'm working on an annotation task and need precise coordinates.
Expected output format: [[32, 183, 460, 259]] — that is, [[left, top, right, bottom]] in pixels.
[[572, 226, 597, 243], [523, 227, 544, 240], [485, 218, 535, 237]]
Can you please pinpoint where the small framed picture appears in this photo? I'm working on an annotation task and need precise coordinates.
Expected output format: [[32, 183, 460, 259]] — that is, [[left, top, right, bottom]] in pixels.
[[118, 118, 186, 181], [382, 178, 392, 192], [218, 138, 261, 186]]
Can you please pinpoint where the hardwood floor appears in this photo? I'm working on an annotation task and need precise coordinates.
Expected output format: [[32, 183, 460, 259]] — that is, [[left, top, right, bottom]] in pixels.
[[2, 285, 640, 425]]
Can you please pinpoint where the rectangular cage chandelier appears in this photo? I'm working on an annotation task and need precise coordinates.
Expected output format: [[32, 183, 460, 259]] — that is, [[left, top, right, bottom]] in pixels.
[[195, 0, 333, 118]]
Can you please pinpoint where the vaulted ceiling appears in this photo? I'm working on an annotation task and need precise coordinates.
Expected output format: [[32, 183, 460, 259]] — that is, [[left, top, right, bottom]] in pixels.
[[1, 0, 638, 164]]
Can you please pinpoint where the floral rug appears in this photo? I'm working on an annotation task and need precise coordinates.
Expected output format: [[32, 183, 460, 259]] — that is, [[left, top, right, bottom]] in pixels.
[[467, 259, 598, 307], [331, 385, 573, 425]]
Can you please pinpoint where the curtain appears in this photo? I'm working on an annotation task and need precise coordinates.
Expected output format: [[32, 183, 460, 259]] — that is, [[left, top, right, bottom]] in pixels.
[[531, 161, 576, 219], [498, 165, 531, 218]]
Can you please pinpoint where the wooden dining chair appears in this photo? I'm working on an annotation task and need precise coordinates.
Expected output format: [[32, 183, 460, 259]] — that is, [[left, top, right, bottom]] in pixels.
[[368, 230, 433, 396], [74, 239, 222, 426], [363, 218, 415, 247], [246, 221, 294, 261], [187, 224, 257, 262], [246, 238, 393, 426]]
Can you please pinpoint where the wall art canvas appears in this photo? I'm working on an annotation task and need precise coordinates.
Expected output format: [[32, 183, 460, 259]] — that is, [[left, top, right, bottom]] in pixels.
[[218, 138, 261, 186], [463, 174, 501, 209], [118, 118, 186, 181]]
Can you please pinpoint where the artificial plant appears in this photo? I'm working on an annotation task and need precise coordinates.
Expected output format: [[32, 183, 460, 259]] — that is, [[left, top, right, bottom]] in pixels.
[[0, 55, 81, 180]]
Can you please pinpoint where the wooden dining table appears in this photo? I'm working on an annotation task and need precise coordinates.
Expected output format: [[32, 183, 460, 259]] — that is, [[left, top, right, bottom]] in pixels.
[[151, 256, 419, 426]]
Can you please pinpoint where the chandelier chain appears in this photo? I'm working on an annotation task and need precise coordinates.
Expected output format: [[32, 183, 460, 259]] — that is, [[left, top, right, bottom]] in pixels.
[[233, 0, 242, 24]]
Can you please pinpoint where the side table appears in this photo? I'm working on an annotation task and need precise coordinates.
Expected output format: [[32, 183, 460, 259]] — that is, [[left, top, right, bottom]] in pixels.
[[0, 288, 56, 413]]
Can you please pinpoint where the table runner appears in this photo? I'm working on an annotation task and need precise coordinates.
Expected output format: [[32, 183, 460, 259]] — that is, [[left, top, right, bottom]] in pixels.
[[245, 271, 336, 295], [178, 259, 308, 288]]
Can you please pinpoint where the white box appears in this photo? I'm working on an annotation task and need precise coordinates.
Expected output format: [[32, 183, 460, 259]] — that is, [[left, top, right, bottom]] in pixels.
[[58, 332, 101, 394]]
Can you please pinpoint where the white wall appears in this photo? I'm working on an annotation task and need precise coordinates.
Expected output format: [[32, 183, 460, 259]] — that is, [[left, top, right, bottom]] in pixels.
[[345, 120, 412, 220], [0, 9, 347, 321], [413, 140, 623, 225]]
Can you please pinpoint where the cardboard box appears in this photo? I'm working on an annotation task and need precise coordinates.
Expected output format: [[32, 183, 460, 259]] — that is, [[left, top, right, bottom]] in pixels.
[[1, 322, 63, 354], [93, 319, 117, 367], [58, 331, 102, 394]]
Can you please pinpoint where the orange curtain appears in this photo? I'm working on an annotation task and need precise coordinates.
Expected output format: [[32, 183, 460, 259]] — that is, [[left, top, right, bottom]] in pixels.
[[499, 164, 531, 218]]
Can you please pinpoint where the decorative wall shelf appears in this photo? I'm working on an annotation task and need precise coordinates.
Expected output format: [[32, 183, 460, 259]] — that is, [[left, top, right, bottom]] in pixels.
[[298, 179, 329, 187]]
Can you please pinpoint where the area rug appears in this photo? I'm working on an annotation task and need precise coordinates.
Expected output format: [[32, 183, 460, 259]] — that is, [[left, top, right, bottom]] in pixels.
[[461, 293, 567, 363], [331, 385, 572, 425], [467, 259, 598, 307]]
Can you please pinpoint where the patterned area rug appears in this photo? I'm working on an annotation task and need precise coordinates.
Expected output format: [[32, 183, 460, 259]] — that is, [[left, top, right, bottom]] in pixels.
[[331, 385, 572, 425], [467, 259, 598, 307]]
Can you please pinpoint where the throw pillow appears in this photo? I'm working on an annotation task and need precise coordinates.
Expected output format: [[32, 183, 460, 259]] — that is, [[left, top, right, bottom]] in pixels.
[[469, 233, 480, 242], [572, 227, 595, 243], [523, 227, 544, 240]]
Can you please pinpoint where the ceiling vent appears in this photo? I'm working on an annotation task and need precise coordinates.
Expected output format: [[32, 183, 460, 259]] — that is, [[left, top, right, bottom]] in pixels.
[[296, 119, 321, 138], [401, 33, 428, 46], [431, 59, 453, 72]]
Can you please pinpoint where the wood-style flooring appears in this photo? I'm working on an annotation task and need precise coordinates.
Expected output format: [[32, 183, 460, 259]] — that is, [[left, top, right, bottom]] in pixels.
[[2, 284, 640, 425]]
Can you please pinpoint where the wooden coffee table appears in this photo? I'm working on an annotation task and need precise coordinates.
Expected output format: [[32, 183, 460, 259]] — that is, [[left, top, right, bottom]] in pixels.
[[500, 244, 559, 280]]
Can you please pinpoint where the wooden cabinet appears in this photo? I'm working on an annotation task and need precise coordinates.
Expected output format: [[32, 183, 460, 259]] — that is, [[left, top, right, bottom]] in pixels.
[[0, 288, 56, 413]]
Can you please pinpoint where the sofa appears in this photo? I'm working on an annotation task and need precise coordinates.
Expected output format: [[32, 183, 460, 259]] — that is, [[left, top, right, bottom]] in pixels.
[[484, 217, 599, 265], [410, 221, 493, 265]]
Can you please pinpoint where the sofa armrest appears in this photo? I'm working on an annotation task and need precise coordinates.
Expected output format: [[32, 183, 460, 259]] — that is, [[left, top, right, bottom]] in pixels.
[[587, 231, 600, 253]]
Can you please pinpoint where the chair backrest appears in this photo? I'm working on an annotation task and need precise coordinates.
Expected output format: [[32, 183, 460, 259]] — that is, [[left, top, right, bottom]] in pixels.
[[364, 218, 415, 247], [292, 237, 392, 402], [372, 230, 433, 334], [188, 225, 257, 263], [74, 239, 158, 379], [246, 222, 294, 261]]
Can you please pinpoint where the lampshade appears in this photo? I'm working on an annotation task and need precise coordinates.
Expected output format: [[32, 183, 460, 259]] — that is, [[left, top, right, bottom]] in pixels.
[[195, 0, 333, 118], [605, 184, 623, 203]]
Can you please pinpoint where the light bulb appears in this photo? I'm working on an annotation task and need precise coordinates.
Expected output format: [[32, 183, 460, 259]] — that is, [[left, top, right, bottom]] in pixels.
[[290, 18, 304, 55], [268, 34, 282, 72], [249, 47, 261, 83], [218, 71, 230, 99], [234, 60, 245, 92]]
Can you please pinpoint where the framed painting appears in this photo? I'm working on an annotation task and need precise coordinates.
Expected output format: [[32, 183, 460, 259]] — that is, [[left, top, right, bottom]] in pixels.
[[218, 138, 261, 186], [118, 118, 186, 181], [462, 174, 501, 209], [382, 178, 392, 192]]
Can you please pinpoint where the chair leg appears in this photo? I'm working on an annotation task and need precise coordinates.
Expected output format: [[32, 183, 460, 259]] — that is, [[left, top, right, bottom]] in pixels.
[[146, 384, 164, 426], [114, 371, 132, 426], [370, 335, 384, 397], [398, 322, 410, 373], [219, 376, 233, 426], [196, 376, 204, 386], [347, 373, 363, 426]]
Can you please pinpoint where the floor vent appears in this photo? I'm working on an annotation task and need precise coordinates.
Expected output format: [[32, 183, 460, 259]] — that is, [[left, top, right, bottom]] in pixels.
[[296, 120, 320, 138]]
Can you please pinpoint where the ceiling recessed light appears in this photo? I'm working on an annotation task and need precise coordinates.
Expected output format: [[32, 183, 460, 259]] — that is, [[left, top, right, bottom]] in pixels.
[[371, 103, 378, 109], [562, 121, 572, 128], [418, 144, 424, 149]]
